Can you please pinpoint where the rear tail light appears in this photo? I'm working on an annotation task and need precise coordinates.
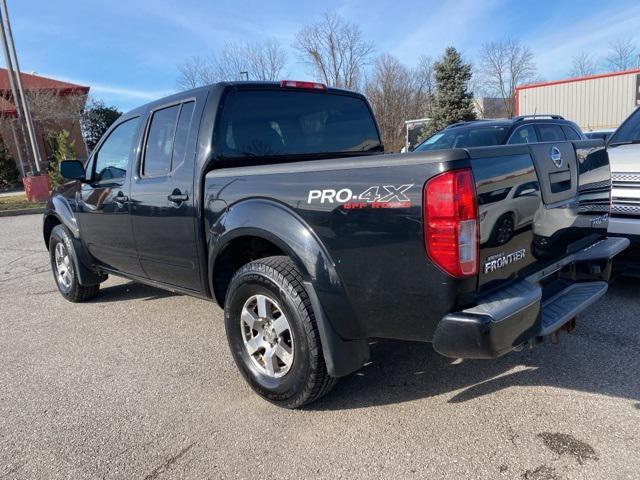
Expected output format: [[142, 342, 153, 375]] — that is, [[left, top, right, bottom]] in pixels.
[[424, 169, 479, 277], [279, 80, 327, 90]]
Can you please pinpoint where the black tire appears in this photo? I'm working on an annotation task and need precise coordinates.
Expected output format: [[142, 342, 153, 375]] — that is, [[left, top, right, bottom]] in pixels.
[[224, 256, 336, 408], [489, 213, 515, 246], [49, 225, 100, 303]]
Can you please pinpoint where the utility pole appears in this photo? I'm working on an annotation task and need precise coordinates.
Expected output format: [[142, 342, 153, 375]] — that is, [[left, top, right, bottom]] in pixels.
[[0, 0, 41, 173], [0, 14, 31, 174]]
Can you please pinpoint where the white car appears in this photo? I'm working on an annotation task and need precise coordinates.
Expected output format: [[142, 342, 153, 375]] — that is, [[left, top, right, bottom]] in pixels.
[[608, 107, 640, 243], [478, 181, 541, 245]]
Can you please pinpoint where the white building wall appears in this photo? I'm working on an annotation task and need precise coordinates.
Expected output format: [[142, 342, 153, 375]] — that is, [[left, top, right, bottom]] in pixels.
[[517, 70, 640, 130]]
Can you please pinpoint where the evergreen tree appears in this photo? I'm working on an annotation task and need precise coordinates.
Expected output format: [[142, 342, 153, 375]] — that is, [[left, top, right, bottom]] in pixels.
[[49, 130, 76, 189], [81, 99, 122, 152], [0, 136, 19, 189], [420, 47, 476, 140]]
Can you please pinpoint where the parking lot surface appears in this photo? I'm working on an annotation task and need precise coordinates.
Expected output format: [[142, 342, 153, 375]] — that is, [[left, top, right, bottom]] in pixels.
[[1, 213, 640, 479]]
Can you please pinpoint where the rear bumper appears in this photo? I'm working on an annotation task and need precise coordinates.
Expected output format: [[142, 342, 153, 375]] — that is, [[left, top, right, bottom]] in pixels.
[[432, 236, 629, 359]]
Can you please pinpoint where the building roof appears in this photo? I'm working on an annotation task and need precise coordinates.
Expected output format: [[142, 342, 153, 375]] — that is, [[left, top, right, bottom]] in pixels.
[[0, 68, 89, 94], [516, 68, 640, 91], [0, 69, 89, 117]]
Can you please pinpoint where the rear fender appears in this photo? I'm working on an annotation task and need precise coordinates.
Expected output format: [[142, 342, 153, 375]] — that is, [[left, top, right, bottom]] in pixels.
[[209, 199, 369, 377]]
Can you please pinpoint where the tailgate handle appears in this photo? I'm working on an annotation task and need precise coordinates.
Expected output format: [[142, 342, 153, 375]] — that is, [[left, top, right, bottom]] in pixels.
[[549, 171, 571, 193]]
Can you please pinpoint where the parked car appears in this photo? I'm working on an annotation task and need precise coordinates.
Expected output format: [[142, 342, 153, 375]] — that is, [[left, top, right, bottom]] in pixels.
[[414, 115, 585, 151], [607, 107, 640, 261], [44, 81, 627, 408], [478, 180, 540, 246], [585, 129, 615, 142]]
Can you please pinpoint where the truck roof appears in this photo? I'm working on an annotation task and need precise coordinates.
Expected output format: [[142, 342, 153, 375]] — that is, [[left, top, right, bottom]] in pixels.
[[123, 81, 362, 117]]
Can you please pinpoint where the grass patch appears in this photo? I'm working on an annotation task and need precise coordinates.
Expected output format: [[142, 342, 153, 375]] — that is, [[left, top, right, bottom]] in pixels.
[[0, 194, 45, 211]]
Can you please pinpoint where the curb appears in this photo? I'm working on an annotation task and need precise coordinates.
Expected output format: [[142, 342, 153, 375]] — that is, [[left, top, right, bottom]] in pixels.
[[0, 207, 45, 217]]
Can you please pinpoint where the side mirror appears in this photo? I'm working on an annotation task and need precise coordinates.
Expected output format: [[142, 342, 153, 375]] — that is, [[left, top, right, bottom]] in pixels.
[[519, 188, 538, 196], [60, 160, 86, 181]]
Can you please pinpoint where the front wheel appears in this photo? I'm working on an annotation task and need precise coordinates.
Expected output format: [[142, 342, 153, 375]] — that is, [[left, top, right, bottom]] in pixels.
[[49, 225, 100, 302], [224, 256, 336, 408]]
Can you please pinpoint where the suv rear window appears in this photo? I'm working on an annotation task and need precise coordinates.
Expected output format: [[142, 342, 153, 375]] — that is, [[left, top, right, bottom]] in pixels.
[[215, 89, 381, 160], [415, 126, 509, 151]]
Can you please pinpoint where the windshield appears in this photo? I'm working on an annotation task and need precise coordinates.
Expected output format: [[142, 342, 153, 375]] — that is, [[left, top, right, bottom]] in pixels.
[[215, 89, 382, 160], [415, 126, 509, 151]]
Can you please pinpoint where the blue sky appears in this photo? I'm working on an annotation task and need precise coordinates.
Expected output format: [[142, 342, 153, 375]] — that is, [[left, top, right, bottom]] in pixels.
[[11, 0, 640, 111]]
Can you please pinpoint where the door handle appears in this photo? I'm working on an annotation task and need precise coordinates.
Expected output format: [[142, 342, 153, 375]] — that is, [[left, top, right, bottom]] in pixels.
[[168, 193, 189, 203], [114, 193, 129, 204]]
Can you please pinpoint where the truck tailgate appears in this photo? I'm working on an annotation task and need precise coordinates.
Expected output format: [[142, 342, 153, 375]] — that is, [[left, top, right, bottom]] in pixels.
[[470, 140, 612, 294]]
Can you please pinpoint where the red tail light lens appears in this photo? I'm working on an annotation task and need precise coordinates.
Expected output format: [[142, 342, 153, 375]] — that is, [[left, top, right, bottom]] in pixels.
[[424, 169, 479, 277], [279, 80, 327, 90]]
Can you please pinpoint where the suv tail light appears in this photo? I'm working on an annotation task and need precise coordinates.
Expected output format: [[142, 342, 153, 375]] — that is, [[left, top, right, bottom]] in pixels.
[[424, 169, 479, 277]]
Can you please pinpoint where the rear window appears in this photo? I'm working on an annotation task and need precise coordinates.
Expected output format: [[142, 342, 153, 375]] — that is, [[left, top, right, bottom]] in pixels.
[[415, 126, 509, 151], [215, 89, 381, 160]]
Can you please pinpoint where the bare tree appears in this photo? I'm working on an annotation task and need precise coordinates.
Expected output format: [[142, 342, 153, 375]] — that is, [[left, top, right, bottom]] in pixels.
[[294, 12, 374, 89], [25, 89, 86, 135], [604, 39, 638, 72], [246, 39, 287, 83], [177, 39, 287, 90], [478, 38, 537, 117], [364, 54, 433, 151], [177, 56, 217, 90], [570, 51, 597, 77]]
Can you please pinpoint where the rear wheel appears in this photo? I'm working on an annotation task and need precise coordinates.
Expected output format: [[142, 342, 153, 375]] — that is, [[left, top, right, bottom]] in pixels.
[[224, 256, 336, 408], [49, 225, 100, 302], [490, 213, 515, 246]]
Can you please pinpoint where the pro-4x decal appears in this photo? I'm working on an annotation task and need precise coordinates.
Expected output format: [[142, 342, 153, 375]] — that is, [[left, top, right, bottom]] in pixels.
[[307, 184, 413, 209]]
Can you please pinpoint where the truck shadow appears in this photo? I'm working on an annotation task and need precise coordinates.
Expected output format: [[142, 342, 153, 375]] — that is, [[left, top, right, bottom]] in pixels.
[[90, 281, 178, 303], [309, 279, 640, 411]]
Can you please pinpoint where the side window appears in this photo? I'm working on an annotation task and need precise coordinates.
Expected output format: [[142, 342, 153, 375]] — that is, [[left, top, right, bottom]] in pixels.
[[142, 101, 195, 176], [514, 181, 540, 198], [537, 124, 565, 142], [143, 105, 180, 176], [610, 108, 640, 144], [93, 117, 140, 183], [508, 125, 538, 144], [562, 125, 581, 140], [171, 102, 195, 167]]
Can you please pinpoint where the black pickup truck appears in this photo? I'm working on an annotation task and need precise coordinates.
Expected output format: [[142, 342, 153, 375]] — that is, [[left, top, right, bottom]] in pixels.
[[44, 80, 628, 408]]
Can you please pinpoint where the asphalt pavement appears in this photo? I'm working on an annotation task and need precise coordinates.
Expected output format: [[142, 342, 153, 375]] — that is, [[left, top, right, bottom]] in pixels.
[[1, 214, 639, 479]]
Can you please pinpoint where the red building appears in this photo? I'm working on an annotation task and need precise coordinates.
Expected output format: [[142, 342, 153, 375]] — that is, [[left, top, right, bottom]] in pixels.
[[0, 69, 89, 177]]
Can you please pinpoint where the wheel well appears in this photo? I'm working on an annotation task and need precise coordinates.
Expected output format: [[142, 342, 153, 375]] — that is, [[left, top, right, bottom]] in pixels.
[[43, 215, 61, 250], [212, 236, 286, 306]]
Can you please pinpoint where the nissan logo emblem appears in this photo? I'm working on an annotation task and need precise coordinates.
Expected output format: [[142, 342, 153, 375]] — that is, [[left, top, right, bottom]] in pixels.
[[550, 146, 563, 168]]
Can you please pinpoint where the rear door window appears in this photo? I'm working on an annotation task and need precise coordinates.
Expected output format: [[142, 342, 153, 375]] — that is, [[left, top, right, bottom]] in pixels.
[[215, 89, 381, 160], [537, 124, 566, 142], [143, 105, 180, 177], [561, 125, 581, 140], [142, 101, 195, 176], [508, 125, 538, 144]]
